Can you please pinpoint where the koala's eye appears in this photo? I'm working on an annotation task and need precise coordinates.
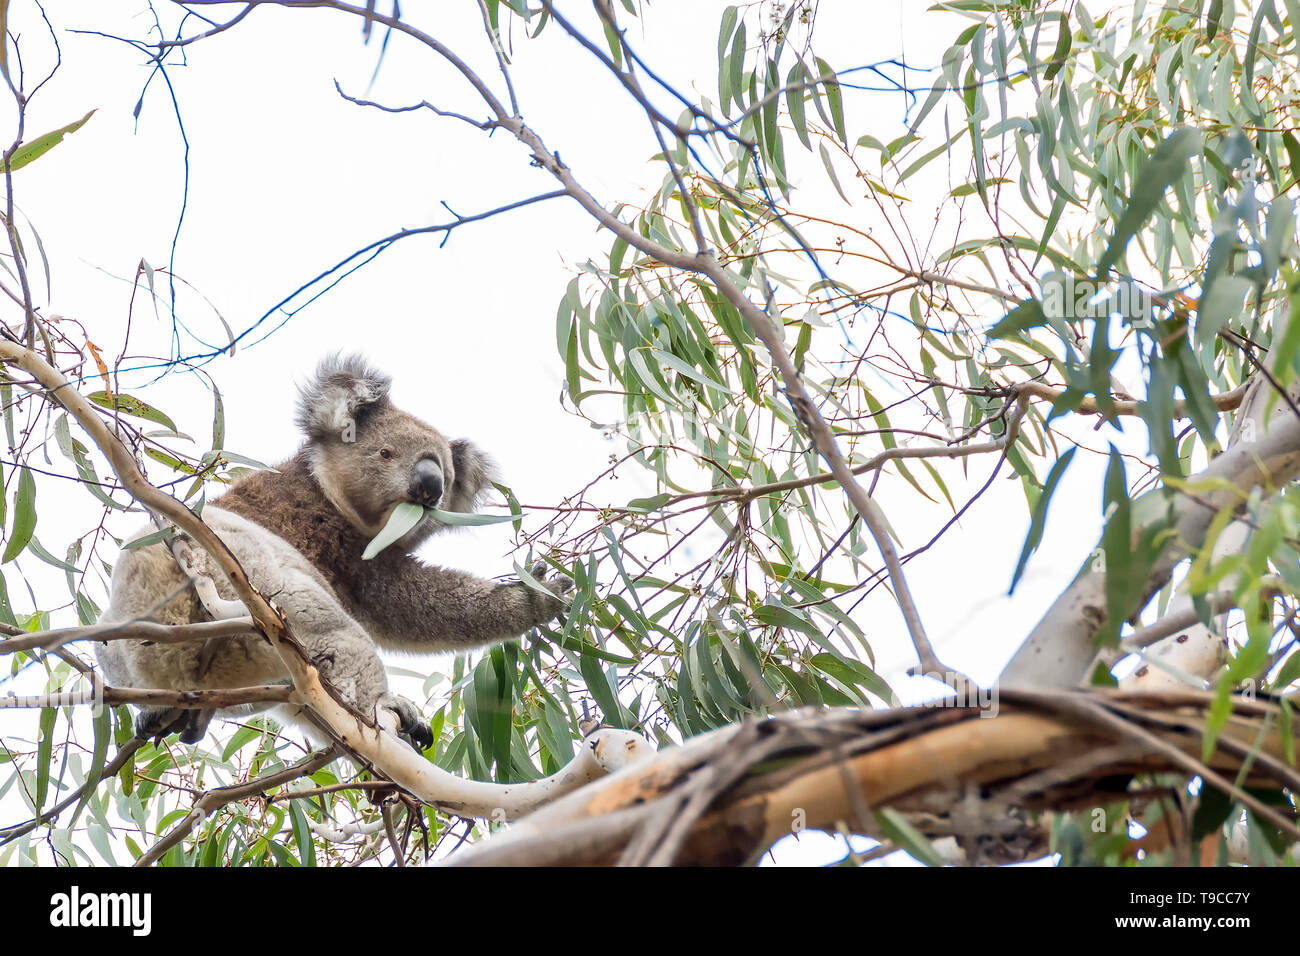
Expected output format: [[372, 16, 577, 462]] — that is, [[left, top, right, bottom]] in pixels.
[[379, 448, 394, 461]]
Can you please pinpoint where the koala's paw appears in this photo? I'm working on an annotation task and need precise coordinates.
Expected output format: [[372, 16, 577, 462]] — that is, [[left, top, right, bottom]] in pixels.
[[135, 707, 213, 744], [135, 707, 184, 741], [520, 561, 573, 626], [377, 693, 433, 752]]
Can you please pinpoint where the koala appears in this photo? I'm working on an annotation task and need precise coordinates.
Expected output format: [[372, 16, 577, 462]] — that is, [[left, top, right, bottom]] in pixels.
[[95, 354, 570, 749]]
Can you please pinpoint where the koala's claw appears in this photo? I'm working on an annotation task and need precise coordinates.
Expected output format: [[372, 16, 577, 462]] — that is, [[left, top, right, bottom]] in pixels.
[[377, 694, 433, 752]]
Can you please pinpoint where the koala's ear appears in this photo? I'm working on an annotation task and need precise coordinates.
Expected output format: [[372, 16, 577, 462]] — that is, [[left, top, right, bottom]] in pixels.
[[295, 354, 392, 440], [445, 439, 497, 513]]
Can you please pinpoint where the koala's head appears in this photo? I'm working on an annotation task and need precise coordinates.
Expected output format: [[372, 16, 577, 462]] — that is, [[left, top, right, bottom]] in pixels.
[[295, 354, 495, 542]]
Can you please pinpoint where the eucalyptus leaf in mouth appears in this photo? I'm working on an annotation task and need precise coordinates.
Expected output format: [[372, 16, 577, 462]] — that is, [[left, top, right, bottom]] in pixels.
[[362, 502, 426, 560], [362, 503, 518, 559]]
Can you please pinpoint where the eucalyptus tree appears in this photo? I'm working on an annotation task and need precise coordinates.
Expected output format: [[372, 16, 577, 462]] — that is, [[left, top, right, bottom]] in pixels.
[[0, 0, 1296, 866]]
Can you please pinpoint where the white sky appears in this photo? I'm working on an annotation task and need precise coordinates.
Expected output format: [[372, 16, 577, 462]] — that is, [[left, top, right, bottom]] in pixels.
[[0, 1, 1148, 866]]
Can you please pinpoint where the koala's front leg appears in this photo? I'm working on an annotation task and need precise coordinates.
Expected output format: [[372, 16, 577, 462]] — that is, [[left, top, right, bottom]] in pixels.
[[345, 552, 570, 655]]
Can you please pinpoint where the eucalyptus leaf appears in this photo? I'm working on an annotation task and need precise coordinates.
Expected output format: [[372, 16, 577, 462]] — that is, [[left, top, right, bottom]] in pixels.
[[1098, 127, 1203, 275], [6, 110, 95, 171], [427, 508, 519, 527], [86, 391, 179, 434], [361, 502, 425, 560], [2, 466, 36, 563]]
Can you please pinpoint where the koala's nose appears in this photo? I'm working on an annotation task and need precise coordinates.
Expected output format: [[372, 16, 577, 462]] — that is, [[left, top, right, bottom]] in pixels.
[[410, 458, 444, 506]]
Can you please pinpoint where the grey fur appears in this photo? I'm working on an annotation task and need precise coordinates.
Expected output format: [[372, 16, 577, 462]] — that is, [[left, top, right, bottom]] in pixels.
[[97, 355, 569, 747], [294, 353, 392, 439]]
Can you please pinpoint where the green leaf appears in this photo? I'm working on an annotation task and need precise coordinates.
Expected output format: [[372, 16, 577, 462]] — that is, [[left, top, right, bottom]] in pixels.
[[625, 493, 673, 512], [21, 540, 71, 580], [814, 56, 845, 144], [1191, 784, 1233, 841], [68, 702, 111, 830], [221, 723, 263, 761], [1043, 11, 1071, 80], [361, 502, 425, 560], [579, 645, 627, 728], [0, 0, 10, 86], [1242, 2, 1271, 122], [36, 706, 55, 812], [492, 479, 525, 534], [875, 807, 946, 866], [818, 141, 851, 205], [6, 110, 95, 172], [200, 826, 226, 867], [1097, 128, 1203, 276], [427, 507, 518, 527], [717, 5, 739, 65], [1283, 130, 1300, 188], [467, 651, 513, 776], [717, 6, 739, 110], [646, 347, 733, 396], [786, 61, 809, 149], [0, 568, 16, 627], [728, 22, 746, 115], [1205, 0, 1224, 41], [216, 450, 275, 471], [53, 415, 128, 511], [512, 559, 570, 605], [988, 299, 1043, 339], [600, 11, 623, 68], [760, 60, 787, 190], [86, 391, 180, 434], [1195, 276, 1251, 353], [1010, 447, 1076, 592], [211, 384, 225, 452], [2, 466, 36, 563], [122, 528, 172, 551], [537, 697, 575, 766], [1097, 447, 1138, 649], [287, 802, 316, 867], [1274, 649, 1300, 693]]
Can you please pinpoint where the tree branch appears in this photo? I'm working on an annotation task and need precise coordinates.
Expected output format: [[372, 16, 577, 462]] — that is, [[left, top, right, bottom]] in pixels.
[[0, 616, 258, 655], [0, 683, 294, 710], [448, 688, 1299, 865], [0, 738, 145, 845], [135, 747, 337, 865], [1013, 379, 1249, 419]]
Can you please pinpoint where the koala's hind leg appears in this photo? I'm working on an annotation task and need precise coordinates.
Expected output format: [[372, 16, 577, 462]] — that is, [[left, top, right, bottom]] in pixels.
[[281, 623, 432, 752], [273, 568, 431, 750]]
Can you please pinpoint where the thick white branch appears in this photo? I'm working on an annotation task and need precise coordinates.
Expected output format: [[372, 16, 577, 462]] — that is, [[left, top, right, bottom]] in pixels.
[[1002, 396, 1300, 687], [1119, 333, 1298, 690]]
